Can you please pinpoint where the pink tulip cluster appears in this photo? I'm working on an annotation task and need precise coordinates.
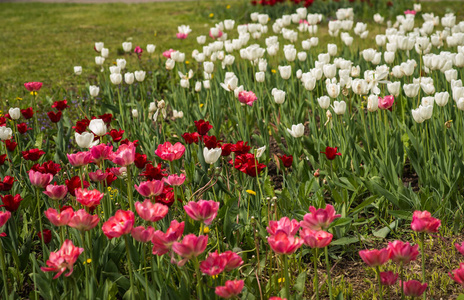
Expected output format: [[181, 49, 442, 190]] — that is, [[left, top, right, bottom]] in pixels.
[[45, 207, 99, 232], [267, 217, 303, 255], [199, 250, 243, 276]]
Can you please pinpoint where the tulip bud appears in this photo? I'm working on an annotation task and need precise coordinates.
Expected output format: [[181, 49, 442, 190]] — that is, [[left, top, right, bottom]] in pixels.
[[367, 95, 378, 112], [146, 44, 156, 53], [116, 59, 126, 69], [95, 42, 104, 52], [197, 35, 206, 44], [332, 100, 346, 115], [434, 92, 449, 107], [327, 44, 337, 56], [272, 88, 286, 104], [132, 109, 138, 118], [95, 56, 105, 66], [101, 48, 109, 58], [89, 85, 99, 97], [122, 42, 132, 52], [204, 61, 214, 74], [387, 82, 401, 97], [166, 59, 175, 70], [286, 124, 305, 138], [195, 81, 202, 92], [124, 73, 135, 85], [278, 65, 291, 80], [203, 147, 222, 164], [110, 73, 122, 85], [135, 71, 146, 82], [317, 96, 330, 109], [173, 110, 184, 119], [384, 51, 395, 64], [203, 80, 211, 89], [255, 72, 265, 83], [109, 66, 120, 74]]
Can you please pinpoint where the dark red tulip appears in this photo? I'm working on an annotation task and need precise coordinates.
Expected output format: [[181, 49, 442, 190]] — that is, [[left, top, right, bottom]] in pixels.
[[155, 186, 176, 207], [134, 153, 150, 169], [321, 146, 341, 160], [203, 135, 222, 149], [182, 132, 200, 144], [0, 117, 6, 127], [4, 139, 17, 152], [120, 139, 139, 148], [72, 118, 90, 134], [17, 122, 32, 134], [140, 163, 167, 181], [221, 143, 233, 156], [51, 100, 69, 111], [47, 111, 62, 123], [194, 120, 213, 136], [0, 154, 7, 165], [37, 229, 52, 244], [31, 161, 61, 176], [279, 154, 293, 168], [230, 153, 266, 177], [98, 114, 113, 124], [231, 141, 251, 155], [20, 108, 34, 119], [0, 194, 23, 212], [107, 129, 124, 143], [65, 176, 90, 196], [0, 176, 15, 191], [22, 148, 45, 161]]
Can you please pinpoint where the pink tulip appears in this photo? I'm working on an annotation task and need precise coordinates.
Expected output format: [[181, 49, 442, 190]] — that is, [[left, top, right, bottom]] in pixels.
[[111, 142, 136, 166], [43, 184, 68, 200], [75, 188, 104, 208], [164, 174, 186, 186], [163, 49, 175, 59], [184, 200, 219, 225], [455, 242, 464, 256], [410, 210, 441, 233], [300, 228, 333, 248], [402, 280, 427, 297], [90, 144, 113, 164], [359, 248, 391, 267], [200, 251, 227, 276], [45, 207, 74, 226], [404, 10, 416, 15], [109, 167, 126, 176], [89, 169, 108, 182], [0, 211, 11, 227], [172, 234, 208, 266], [134, 180, 164, 198], [29, 170, 53, 189], [155, 141, 185, 161], [131, 226, 155, 243], [215, 280, 244, 299], [68, 209, 99, 231], [176, 33, 188, 39], [67, 152, 93, 167], [388, 240, 419, 264], [266, 217, 300, 236], [300, 204, 341, 230], [380, 271, 398, 286], [221, 250, 243, 271], [268, 231, 303, 255], [135, 199, 169, 222], [378, 95, 394, 110], [238, 91, 258, 106], [449, 263, 464, 287], [102, 210, 135, 239], [151, 220, 184, 255], [24, 82, 43, 92], [209, 29, 223, 39], [41, 240, 84, 279]]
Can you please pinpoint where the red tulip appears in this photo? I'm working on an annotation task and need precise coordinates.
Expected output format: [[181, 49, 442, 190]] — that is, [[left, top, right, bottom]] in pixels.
[[388, 240, 419, 264], [140, 163, 168, 180], [267, 217, 300, 236], [75, 188, 104, 209], [268, 231, 303, 255], [72, 118, 90, 133], [231, 141, 251, 155], [380, 271, 398, 286], [41, 240, 84, 279], [20, 107, 34, 119], [134, 180, 164, 198], [17, 123, 32, 134], [203, 135, 222, 149], [65, 176, 90, 197], [321, 146, 341, 160], [98, 113, 113, 124], [135, 199, 169, 222], [300, 228, 333, 248], [89, 170, 108, 182], [90, 144, 113, 164], [68, 209, 99, 231], [22, 148, 45, 161], [402, 280, 427, 297], [378, 95, 395, 110], [134, 153, 150, 169], [155, 186, 176, 207], [172, 234, 208, 266], [28, 170, 53, 188], [31, 161, 61, 175], [111, 142, 136, 166], [200, 251, 227, 276], [4, 139, 17, 152], [0, 194, 23, 212], [359, 248, 391, 267], [0, 211, 11, 227], [151, 220, 184, 255], [300, 204, 341, 230], [45, 207, 74, 226], [38, 229, 52, 244], [215, 280, 244, 299], [279, 154, 293, 168], [47, 111, 62, 123], [131, 226, 155, 243], [155, 141, 185, 161], [43, 184, 68, 200], [67, 151, 93, 167], [102, 210, 135, 239], [449, 263, 464, 287], [182, 132, 200, 144], [221, 143, 233, 156], [410, 210, 441, 233], [194, 119, 213, 135], [184, 200, 220, 225], [107, 129, 124, 143], [0, 154, 7, 166], [51, 100, 69, 111], [24, 82, 43, 92], [0, 117, 6, 126], [0, 176, 15, 192]]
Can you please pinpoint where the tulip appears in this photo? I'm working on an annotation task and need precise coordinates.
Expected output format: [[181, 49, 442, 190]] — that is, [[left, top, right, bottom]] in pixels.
[[0, 176, 14, 192], [8, 108, 20, 120], [43, 184, 68, 200], [0, 127, 12, 141], [102, 210, 135, 239], [388, 240, 419, 264], [455, 242, 464, 256], [146, 44, 155, 53], [411, 210, 441, 233], [272, 88, 286, 104], [367, 95, 379, 112], [200, 251, 227, 276], [300, 229, 332, 248], [155, 141, 185, 161], [317, 96, 330, 109], [68, 209, 99, 231], [215, 280, 244, 299], [89, 119, 107, 137], [94, 42, 104, 52], [135, 199, 168, 222], [29, 170, 53, 189], [267, 217, 300, 236], [110, 73, 122, 85], [203, 147, 222, 164], [380, 271, 398, 286], [0, 194, 22, 212], [95, 56, 105, 66], [124, 73, 134, 85], [151, 220, 184, 255], [449, 263, 464, 287], [73, 66, 82, 75], [75, 188, 104, 209], [238, 91, 258, 106], [40, 240, 84, 279], [0, 211, 11, 228], [184, 200, 220, 225], [404, 83, 420, 98], [434, 92, 449, 107], [359, 248, 390, 267], [378, 95, 394, 110], [135, 180, 164, 198], [332, 100, 346, 115], [89, 85, 99, 97], [24, 82, 43, 92], [268, 231, 303, 255], [172, 234, 208, 266], [101, 48, 109, 58], [300, 204, 341, 230], [286, 123, 304, 138], [278, 65, 291, 80], [45, 207, 74, 226], [67, 152, 92, 167], [131, 226, 155, 243], [387, 82, 401, 97], [402, 280, 427, 297], [75, 132, 96, 148], [111, 142, 136, 166], [122, 42, 132, 52]]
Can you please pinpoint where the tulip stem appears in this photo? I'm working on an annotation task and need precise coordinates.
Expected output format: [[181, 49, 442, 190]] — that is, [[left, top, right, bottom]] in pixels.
[[314, 248, 319, 300], [35, 189, 45, 252], [400, 262, 405, 300], [0, 239, 8, 300], [193, 257, 203, 300], [376, 266, 383, 300], [127, 166, 134, 212], [117, 86, 126, 132], [420, 233, 426, 300], [124, 235, 135, 300], [283, 255, 290, 300], [81, 232, 89, 299], [325, 247, 333, 300]]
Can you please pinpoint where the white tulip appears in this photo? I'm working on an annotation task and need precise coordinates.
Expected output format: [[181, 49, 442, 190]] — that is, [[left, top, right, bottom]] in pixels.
[[323, 64, 337, 79], [256, 146, 266, 158], [132, 109, 138, 118], [124, 73, 135, 85], [89, 85, 99, 97], [74, 66, 82, 75], [332, 101, 346, 115], [297, 52, 307, 61], [173, 110, 184, 119], [110, 73, 122, 85], [0, 127, 12, 141], [327, 83, 341, 98], [116, 59, 126, 69], [272, 88, 286, 104], [166, 59, 175, 70], [457, 98, 464, 110], [197, 36, 206, 44], [387, 82, 401, 97], [135, 70, 146, 82], [445, 69, 457, 82], [147, 44, 156, 53], [89, 119, 107, 137], [420, 83, 435, 95], [367, 95, 379, 112], [101, 48, 109, 58], [8, 108, 20, 120], [94, 42, 104, 52], [203, 80, 211, 89], [286, 124, 305, 138], [317, 96, 330, 109], [278, 65, 291, 80], [122, 42, 132, 52], [203, 147, 222, 164], [434, 92, 449, 107], [374, 13, 384, 24], [180, 79, 190, 89], [95, 56, 105, 66], [195, 81, 202, 92], [411, 108, 425, 123], [351, 66, 360, 77], [403, 83, 420, 97], [384, 51, 395, 64], [75, 132, 98, 148], [204, 61, 214, 74], [255, 72, 265, 83], [109, 66, 120, 74], [284, 47, 297, 62], [421, 96, 435, 106], [224, 20, 235, 30]]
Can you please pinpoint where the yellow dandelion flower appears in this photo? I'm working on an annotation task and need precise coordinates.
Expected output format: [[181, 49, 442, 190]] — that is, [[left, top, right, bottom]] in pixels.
[[226, 4, 231, 9], [203, 226, 210, 234], [16, 97, 23, 101], [212, 274, 218, 279], [87, 259, 92, 264], [185, 61, 190, 64], [271, 69, 276, 74], [209, 13, 214, 18], [113, 61, 117, 65], [246, 190, 256, 196], [200, 103, 204, 108], [30, 91, 37, 96], [154, 31, 157, 37], [278, 277, 285, 283]]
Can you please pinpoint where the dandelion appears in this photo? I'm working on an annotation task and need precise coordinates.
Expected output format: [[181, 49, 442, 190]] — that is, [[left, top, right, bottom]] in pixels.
[[246, 190, 257, 195], [209, 13, 214, 18]]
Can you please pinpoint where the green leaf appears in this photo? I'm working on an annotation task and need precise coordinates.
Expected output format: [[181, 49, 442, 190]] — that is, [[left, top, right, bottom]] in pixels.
[[35, 132, 44, 149], [373, 221, 398, 239], [389, 210, 412, 220], [331, 237, 359, 246], [294, 271, 307, 293]]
